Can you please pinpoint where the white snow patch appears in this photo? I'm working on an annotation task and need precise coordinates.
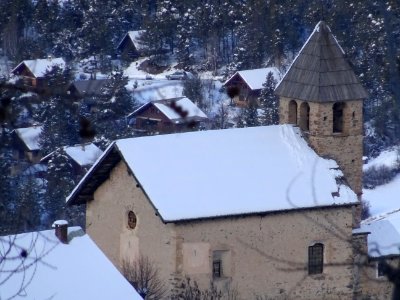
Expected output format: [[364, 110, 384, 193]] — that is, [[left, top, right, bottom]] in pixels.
[[363, 174, 400, 217], [355, 209, 400, 257], [363, 147, 399, 171], [14, 126, 42, 151], [225, 67, 281, 90], [64, 143, 103, 167], [153, 97, 208, 121], [0, 227, 142, 300], [12, 58, 65, 78]]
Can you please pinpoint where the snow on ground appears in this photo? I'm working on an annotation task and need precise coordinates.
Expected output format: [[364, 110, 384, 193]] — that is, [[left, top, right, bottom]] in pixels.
[[127, 79, 184, 103], [0, 227, 142, 300], [363, 147, 399, 171], [363, 174, 400, 217], [355, 209, 400, 257], [358, 146, 400, 257], [362, 146, 400, 216], [71, 125, 357, 221]]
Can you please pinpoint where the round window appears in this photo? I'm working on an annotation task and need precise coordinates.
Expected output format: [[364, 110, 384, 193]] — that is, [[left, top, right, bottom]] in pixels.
[[127, 211, 137, 229]]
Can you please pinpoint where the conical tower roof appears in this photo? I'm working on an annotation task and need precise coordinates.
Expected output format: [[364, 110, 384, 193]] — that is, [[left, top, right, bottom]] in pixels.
[[275, 21, 368, 102]]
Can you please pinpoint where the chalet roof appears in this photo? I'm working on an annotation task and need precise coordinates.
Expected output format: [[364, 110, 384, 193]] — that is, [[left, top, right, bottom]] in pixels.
[[69, 79, 111, 97], [224, 67, 280, 90], [14, 126, 42, 151], [12, 57, 66, 78], [354, 209, 400, 258], [117, 30, 145, 50], [129, 97, 209, 123], [0, 227, 142, 300], [67, 125, 357, 221], [275, 21, 368, 102], [41, 143, 103, 167]]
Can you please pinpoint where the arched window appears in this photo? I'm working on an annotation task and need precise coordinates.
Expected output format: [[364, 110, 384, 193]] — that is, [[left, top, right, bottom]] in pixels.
[[299, 102, 310, 131], [308, 243, 324, 275], [127, 211, 137, 229], [288, 100, 298, 124], [333, 102, 345, 133]]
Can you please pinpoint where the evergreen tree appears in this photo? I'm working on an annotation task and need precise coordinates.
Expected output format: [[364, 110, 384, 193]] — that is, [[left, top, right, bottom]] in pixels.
[[258, 72, 279, 125], [0, 129, 15, 234], [92, 72, 135, 147], [39, 95, 79, 155], [182, 75, 204, 110], [43, 148, 76, 225], [244, 100, 260, 127], [176, 8, 195, 67]]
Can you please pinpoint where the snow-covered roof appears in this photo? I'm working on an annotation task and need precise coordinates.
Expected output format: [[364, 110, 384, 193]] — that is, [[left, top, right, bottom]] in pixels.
[[0, 227, 142, 300], [129, 97, 208, 122], [64, 143, 103, 167], [355, 210, 400, 258], [41, 143, 103, 167], [12, 57, 66, 78], [67, 125, 357, 221], [14, 126, 42, 151], [224, 67, 280, 90], [118, 30, 145, 50]]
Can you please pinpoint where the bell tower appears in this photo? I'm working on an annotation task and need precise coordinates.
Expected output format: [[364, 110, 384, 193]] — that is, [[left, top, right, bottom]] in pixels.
[[275, 21, 368, 196]]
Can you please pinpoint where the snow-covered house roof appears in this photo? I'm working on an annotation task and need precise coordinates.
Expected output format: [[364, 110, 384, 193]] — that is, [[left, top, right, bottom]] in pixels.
[[64, 143, 103, 167], [67, 125, 357, 221], [0, 227, 142, 300], [41, 143, 103, 168], [354, 209, 400, 258], [69, 79, 111, 97], [224, 67, 280, 91], [117, 30, 145, 51], [12, 57, 66, 78], [14, 126, 43, 151], [275, 21, 368, 102], [128, 97, 208, 123]]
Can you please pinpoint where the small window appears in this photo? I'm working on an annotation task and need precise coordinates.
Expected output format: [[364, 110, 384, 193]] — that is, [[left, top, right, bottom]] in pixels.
[[333, 102, 345, 133], [127, 211, 137, 229], [308, 243, 324, 275], [213, 260, 222, 278], [377, 261, 386, 278], [299, 102, 310, 131]]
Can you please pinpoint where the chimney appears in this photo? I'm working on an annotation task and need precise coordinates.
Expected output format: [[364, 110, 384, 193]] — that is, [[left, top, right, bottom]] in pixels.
[[52, 220, 69, 244]]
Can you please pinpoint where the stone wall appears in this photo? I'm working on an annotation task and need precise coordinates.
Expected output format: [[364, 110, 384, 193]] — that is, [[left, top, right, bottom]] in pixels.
[[86, 161, 177, 290], [279, 97, 363, 196], [175, 207, 355, 299]]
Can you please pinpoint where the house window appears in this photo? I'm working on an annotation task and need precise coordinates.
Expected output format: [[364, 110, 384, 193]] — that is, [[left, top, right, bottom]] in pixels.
[[308, 243, 324, 275], [213, 260, 222, 278], [127, 211, 137, 229], [377, 261, 386, 278]]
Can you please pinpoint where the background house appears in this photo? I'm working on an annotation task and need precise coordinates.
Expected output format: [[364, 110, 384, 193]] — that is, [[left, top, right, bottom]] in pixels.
[[41, 143, 103, 177], [0, 222, 142, 300], [224, 67, 280, 106], [128, 97, 209, 134], [117, 30, 145, 61], [11, 57, 66, 89], [68, 79, 111, 99], [12, 125, 42, 163]]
